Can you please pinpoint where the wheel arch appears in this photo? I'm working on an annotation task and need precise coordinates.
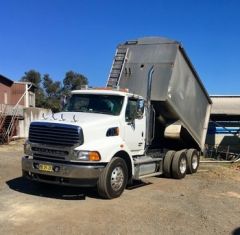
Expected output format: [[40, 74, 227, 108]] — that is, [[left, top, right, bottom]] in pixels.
[[112, 150, 133, 180]]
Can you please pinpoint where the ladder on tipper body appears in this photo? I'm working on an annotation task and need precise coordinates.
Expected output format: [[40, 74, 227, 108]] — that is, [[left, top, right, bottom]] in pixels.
[[107, 47, 128, 87]]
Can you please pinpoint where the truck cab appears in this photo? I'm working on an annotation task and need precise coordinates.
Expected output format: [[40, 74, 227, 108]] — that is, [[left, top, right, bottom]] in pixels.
[[22, 88, 149, 198]]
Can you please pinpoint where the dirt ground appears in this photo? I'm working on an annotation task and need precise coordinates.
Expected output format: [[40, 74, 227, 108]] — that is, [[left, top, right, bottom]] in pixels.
[[0, 140, 240, 235]]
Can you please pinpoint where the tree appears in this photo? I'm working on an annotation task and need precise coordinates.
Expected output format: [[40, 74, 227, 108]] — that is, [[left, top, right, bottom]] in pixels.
[[21, 70, 45, 107], [43, 74, 61, 98], [20, 70, 88, 112], [63, 71, 88, 95], [42, 74, 62, 112], [21, 70, 41, 87], [35, 87, 46, 108]]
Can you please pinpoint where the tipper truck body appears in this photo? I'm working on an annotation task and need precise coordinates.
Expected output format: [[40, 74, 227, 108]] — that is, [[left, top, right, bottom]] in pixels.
[[22, 37, 212, 199]]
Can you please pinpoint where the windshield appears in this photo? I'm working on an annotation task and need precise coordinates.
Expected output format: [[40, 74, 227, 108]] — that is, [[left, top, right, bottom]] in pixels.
[[63, 94, 124, 115]]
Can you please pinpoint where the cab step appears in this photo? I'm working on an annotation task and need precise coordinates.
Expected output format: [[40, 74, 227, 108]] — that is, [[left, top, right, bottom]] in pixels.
[[138, 172, 163, 179], [134, 157, 162, 165]]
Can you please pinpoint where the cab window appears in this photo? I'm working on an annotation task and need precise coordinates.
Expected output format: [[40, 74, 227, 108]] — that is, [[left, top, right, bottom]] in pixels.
[[125, 98, 144, 121]]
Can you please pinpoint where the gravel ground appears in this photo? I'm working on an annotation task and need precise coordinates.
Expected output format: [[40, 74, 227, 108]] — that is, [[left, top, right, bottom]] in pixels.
[[0, 140, 240, 235]]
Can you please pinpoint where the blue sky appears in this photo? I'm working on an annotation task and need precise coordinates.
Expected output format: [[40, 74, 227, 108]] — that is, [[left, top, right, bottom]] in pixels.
[[0, 0, 240, 94]]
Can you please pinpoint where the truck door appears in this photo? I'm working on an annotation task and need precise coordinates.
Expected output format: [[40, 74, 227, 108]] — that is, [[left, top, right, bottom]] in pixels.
[[124, 98, 146, 154]]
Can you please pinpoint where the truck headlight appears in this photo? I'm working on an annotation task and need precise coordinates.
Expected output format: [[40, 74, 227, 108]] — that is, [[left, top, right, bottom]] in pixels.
[[73, 151, 101, 161], [24, 140, 32, 156]]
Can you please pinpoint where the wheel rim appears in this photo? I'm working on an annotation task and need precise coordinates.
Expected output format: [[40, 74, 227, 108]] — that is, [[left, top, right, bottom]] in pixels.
[[180, 158, 187, 174], [192, 155, 198, 170], [110, 166, 124, 191]]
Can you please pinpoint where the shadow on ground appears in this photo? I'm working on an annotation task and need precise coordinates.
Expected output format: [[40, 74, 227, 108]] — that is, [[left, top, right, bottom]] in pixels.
[[6, 177, 152, 200], [126, 180, 152, 190], [6, 177, 98, 200]]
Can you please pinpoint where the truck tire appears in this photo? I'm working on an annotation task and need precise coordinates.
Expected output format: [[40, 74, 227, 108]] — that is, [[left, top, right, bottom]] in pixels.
[[186, 149, 200, 174], [163, 150, 175, 178], [172, 150, 187, 179], [97, 157, 128, 199]]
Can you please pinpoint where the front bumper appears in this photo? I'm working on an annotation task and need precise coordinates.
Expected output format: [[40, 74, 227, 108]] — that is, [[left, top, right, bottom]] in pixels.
[[22, 156, 106, 187]]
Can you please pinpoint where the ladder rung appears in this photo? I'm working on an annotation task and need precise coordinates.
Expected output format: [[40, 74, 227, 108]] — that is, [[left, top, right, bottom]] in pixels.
[[110, 73, 121, 78], [112, 65, 122, 70], [116, 53, 126, 56], [108, 77, 118, 81], [113, 60, 124, 65], [115, 58, 125, 62], [108, 81, 118, 87], [115, 56, 125, 61], [116, 53, 126, 57], [117, 48, 127, 53], [108, 79, 118, 85], [111, 68, 121, 73], [109, 77, 119, 81], [108, 81, 118, 86]]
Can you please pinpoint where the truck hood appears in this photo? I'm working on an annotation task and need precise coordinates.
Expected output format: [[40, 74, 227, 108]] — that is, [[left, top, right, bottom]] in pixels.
[[36, 112, 120, 128]]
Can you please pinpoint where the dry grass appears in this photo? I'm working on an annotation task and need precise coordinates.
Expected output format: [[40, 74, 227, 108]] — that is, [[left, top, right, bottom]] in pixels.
[[230, 162, 240, 171], [200, 162, 240, 182]]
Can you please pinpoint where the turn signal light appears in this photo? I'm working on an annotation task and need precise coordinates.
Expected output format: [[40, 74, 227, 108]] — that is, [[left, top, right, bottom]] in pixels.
[[89, 151, 101, 161]]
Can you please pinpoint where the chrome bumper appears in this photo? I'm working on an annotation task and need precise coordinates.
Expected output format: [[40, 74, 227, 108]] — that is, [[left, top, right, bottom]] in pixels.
[[22, 156, 105, 187]]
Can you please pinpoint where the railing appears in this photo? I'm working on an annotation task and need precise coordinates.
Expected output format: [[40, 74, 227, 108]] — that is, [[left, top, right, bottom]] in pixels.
[[0, 105, 7, 130], [205, 144, 240, 161], [0, 84, 32, 144], [0, 104, 24, 116], [1, 106, 19, 143]]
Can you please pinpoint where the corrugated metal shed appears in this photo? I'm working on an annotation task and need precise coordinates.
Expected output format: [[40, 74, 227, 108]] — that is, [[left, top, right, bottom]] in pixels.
[[206, 95, 240, 154], [211, 96, 240, 115]]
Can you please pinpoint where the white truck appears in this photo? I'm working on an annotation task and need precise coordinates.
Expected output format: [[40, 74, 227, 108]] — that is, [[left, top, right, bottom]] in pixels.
[[22, 37, 212, 199]]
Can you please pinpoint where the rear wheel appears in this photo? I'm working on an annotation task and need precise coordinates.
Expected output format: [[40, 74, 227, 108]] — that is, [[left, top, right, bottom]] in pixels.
[[163, 150, 175, 178], [97, 157, 128, 199], [186, 149, 200, 174], [172, 150, 187, 179]]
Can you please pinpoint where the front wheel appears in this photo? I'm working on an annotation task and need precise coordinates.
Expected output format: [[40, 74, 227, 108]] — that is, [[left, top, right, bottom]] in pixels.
[[97, 157, 128, 199]]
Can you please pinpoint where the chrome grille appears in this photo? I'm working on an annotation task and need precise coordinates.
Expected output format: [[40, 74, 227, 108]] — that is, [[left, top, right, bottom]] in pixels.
[[32, 146, 69, 162], [29, 122, 83, 147], [33, 153, 65, 161]]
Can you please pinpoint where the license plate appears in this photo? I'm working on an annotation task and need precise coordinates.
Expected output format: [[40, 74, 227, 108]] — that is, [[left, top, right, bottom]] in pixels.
[[39, 164, 53, 172]]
